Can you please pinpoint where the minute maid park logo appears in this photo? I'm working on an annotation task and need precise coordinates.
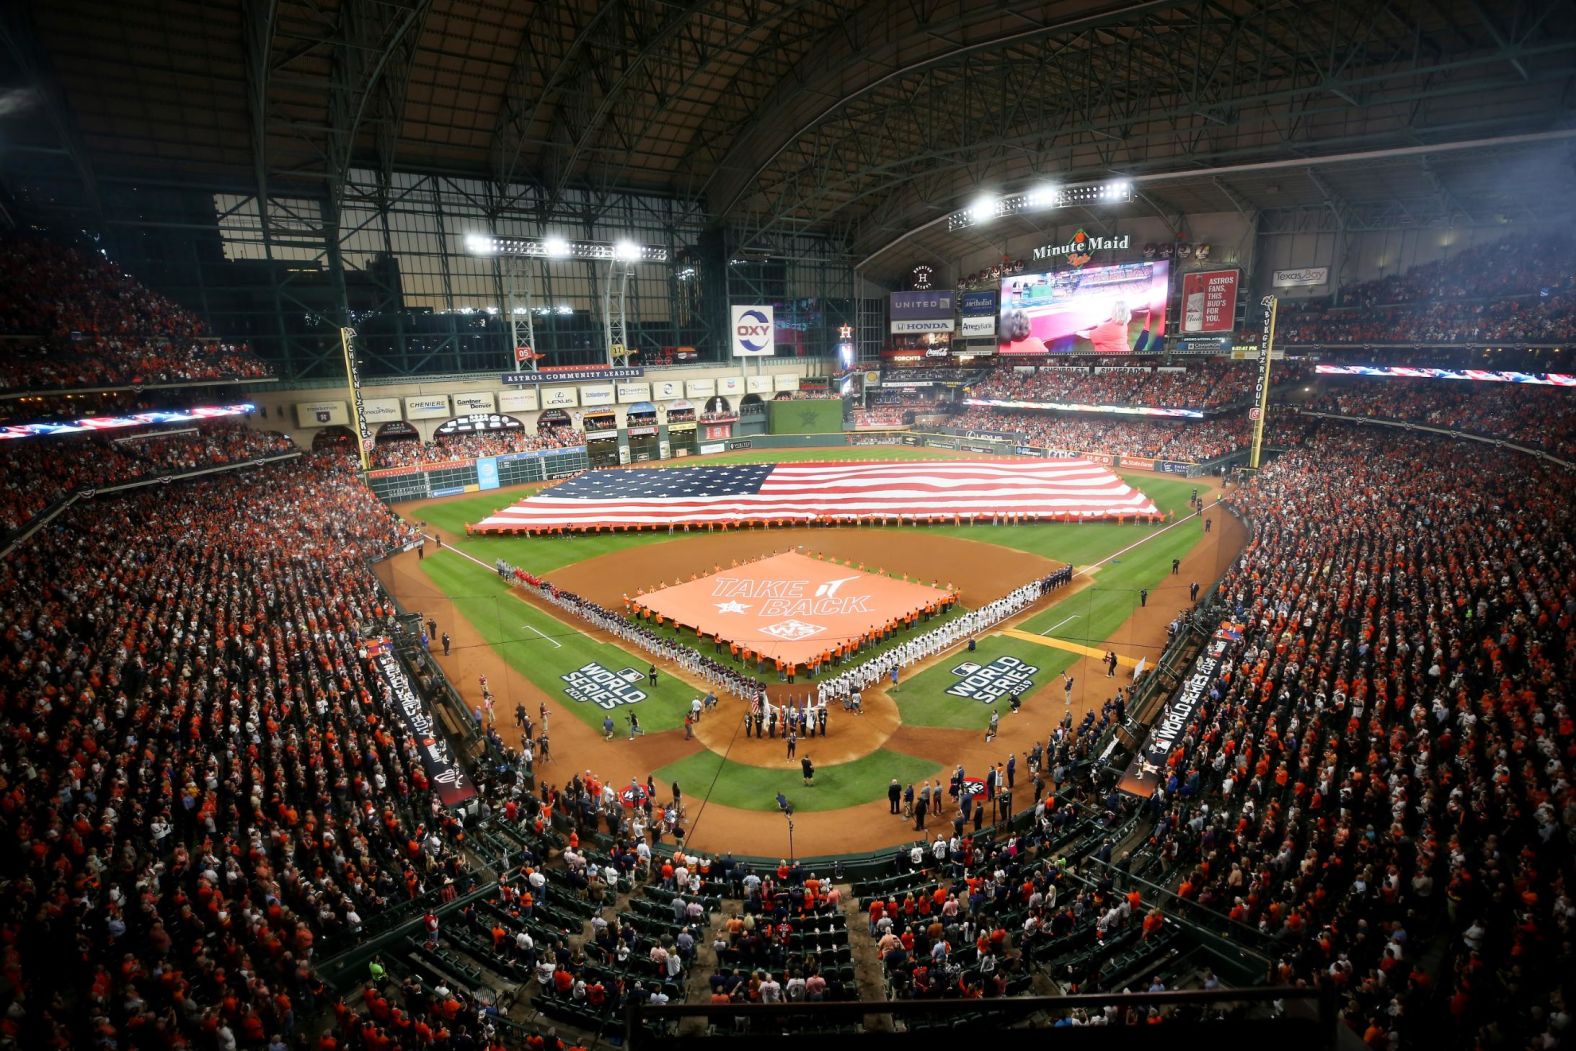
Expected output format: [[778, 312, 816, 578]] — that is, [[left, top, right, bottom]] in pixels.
[[1032, 229, 1131, 266]]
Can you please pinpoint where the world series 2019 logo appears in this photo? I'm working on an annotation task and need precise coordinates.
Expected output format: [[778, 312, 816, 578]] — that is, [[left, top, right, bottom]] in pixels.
[[561, 662, 648, 710], [946, 655, 1038, 704]]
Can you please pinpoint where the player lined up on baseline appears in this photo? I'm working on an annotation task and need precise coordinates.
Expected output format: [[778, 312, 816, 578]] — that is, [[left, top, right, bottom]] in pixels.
[[814, 568, 1074, 703]]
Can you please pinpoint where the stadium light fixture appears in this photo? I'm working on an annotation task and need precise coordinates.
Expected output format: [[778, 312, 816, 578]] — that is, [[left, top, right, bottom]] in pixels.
[[555, 305, 574, 315], [945, 179, 1135, 232], [1026, 184, 1061, 209], [464, 232, 671, 263]]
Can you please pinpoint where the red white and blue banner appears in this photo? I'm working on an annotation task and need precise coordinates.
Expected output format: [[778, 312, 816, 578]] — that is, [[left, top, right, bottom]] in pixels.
[[0, 403, 256, 441], [474, 459, 1158, 533], [1315, 365, 1576, 386]]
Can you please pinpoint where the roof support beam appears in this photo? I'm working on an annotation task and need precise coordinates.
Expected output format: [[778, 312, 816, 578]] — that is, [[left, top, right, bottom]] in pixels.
[[243, 0, 278, 261], [1467, 0, 1531, 80], [491, 0, 624, 198]]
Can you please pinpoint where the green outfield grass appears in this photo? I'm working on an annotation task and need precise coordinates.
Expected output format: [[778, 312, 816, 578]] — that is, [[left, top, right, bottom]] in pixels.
[[418, 553, 697, 734], [416, 497, 676, 575], [654, 747, 941, 813]]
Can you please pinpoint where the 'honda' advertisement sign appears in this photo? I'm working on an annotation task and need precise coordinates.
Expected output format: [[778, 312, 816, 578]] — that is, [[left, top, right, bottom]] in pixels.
[[731, 305, 776, 357]]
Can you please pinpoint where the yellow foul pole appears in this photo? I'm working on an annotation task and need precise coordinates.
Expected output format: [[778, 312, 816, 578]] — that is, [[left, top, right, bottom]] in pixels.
[[340, 326, 371, 472], [1249, 295, 1278, 470]]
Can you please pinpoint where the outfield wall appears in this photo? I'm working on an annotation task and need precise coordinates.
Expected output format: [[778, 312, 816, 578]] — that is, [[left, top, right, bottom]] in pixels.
[[767, 398, 843, 434], [368, 446, 589, 503]]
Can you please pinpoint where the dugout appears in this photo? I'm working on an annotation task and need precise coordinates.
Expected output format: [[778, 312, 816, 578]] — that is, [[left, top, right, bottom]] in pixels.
[[625, 401, 659, 462], [665, 399, 698, 457], [584, 409, 621, 467]]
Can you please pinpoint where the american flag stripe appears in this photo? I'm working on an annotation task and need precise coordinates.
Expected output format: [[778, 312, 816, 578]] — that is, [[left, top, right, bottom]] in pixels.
[[472, 459, 1159, 533]]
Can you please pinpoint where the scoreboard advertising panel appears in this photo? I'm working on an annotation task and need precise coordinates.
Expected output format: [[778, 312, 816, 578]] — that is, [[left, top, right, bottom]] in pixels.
[[1180, 269, 1240, 334], [998, 261, 1169, 354]]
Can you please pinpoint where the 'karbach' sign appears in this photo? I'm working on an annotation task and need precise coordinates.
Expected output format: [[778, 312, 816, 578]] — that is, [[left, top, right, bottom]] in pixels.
[[709, 573, 872, 618]]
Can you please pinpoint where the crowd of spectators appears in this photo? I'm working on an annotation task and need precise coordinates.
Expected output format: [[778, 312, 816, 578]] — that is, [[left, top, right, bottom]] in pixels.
[[0, 450, 478, 1049], [868, 388, 937, 407], [1139, 422, 1574, 1048], [1268, 233, 1576, 346], [966, 361, 1263, 411], [0, 236, 272, 390], [947, 409, 1253, 463], [1302, 379, 1576, 459], [850, 407, 908, 429], [878, 366, 988, 384], [1309, 345, 1568, 373], [1, 421, 296, 533], [369, 429, 587, 470]]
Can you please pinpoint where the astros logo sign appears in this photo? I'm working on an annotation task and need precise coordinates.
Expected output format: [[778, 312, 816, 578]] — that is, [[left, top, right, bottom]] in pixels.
[[730, 304, 775, 356]]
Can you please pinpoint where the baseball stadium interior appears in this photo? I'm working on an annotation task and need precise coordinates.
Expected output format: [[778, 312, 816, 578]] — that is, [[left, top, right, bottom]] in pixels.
[[1, 1, 1575, 1049]]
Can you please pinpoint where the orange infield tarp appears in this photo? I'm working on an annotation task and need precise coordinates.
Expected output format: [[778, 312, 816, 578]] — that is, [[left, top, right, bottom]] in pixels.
[[634, 552, 955, 670]]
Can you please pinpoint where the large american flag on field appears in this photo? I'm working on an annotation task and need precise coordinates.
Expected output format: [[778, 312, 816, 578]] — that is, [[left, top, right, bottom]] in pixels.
[[472, 459, 1159, 533]]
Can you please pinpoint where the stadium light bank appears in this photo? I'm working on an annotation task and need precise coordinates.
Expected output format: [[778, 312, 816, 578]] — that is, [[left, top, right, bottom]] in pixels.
[[946, 180, 1134, 233], [464, 233, 669, 263]]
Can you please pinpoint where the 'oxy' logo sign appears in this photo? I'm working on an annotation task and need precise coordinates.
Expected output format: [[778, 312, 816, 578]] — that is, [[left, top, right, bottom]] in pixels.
[[730, 305, 775, 356], [736, 311, 770, 350]]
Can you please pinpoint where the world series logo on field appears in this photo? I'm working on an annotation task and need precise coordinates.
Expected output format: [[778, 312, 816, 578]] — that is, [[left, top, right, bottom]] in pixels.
[[561, 662, 648, 709]]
